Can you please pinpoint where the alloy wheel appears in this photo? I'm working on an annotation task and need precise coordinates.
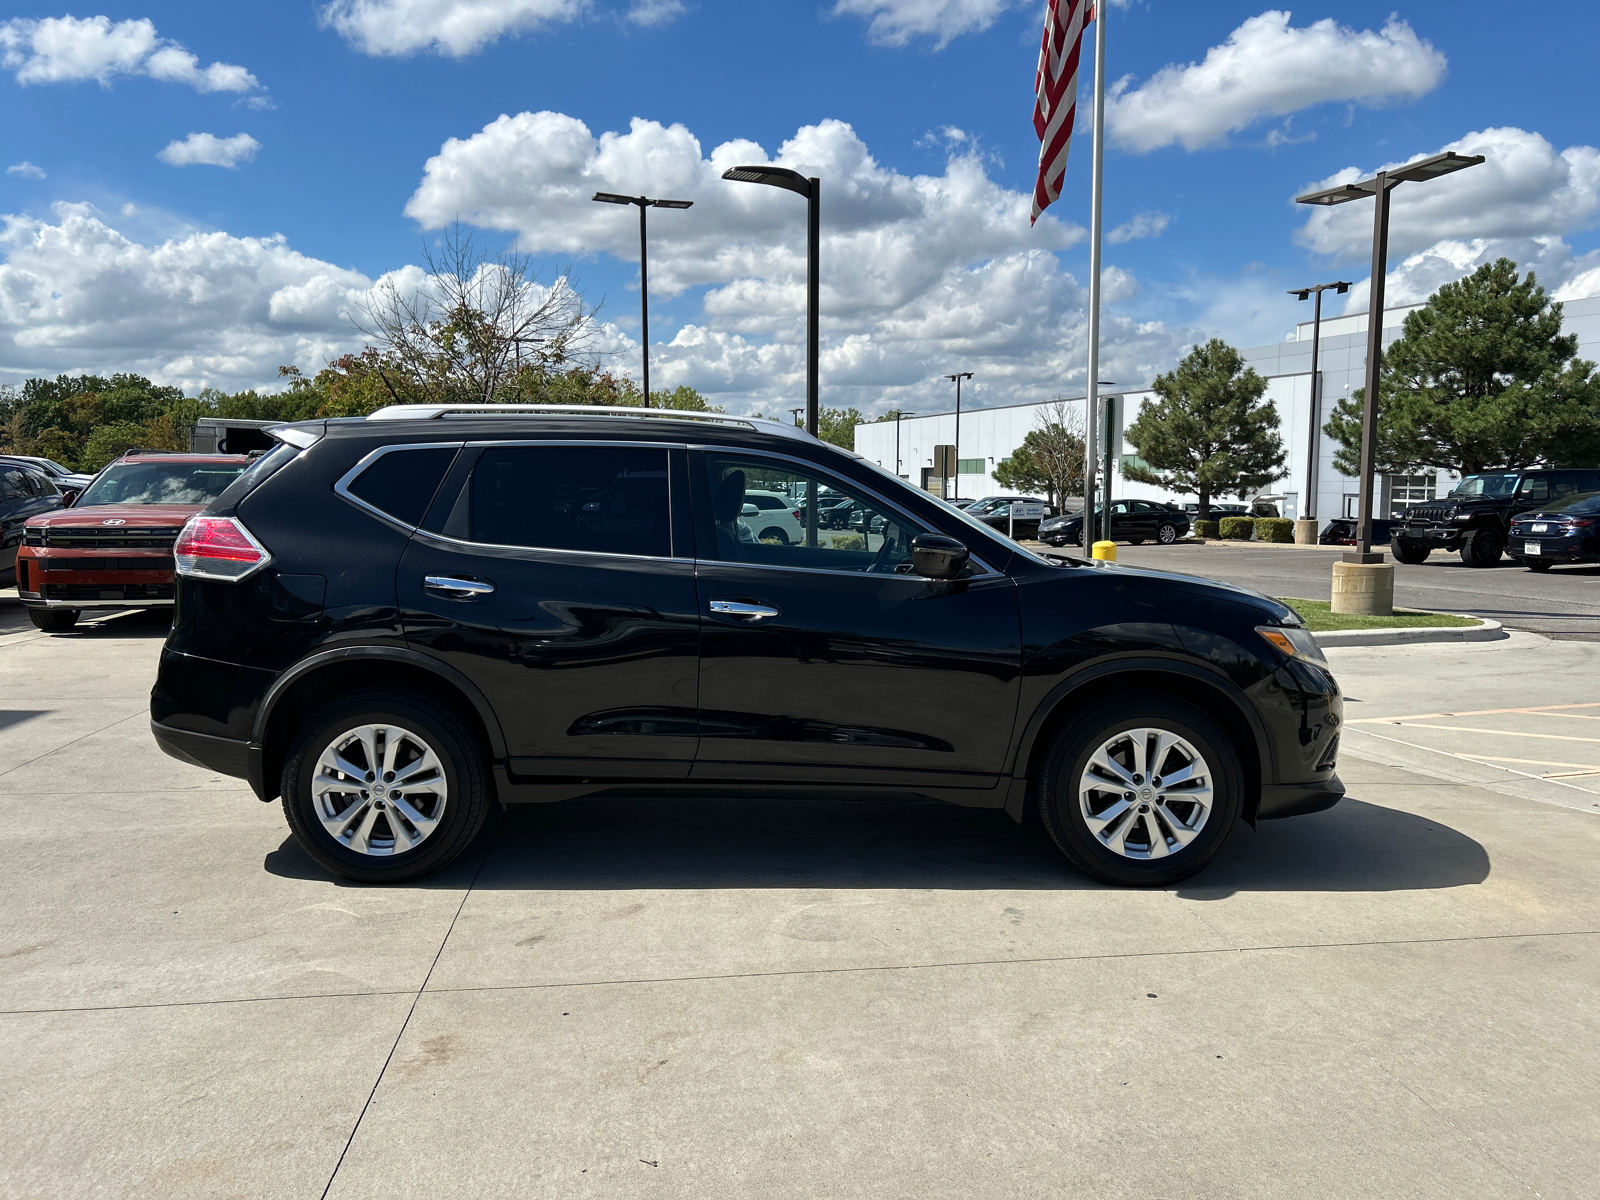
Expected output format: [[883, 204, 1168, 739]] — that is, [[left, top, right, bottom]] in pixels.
[[1078, 727, 1213, 859], [312, 723, 449, 856]]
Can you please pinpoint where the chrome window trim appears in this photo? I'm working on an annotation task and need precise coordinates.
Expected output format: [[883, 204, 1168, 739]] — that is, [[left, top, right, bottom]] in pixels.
[[689, 444, 1003, 580], [429, 439, 680, 560], [333, 441, 467, 534]]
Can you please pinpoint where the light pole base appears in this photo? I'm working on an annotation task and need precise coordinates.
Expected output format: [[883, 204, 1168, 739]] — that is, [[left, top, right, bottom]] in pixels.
[[1092, 540, 1117, 562], [1294, 517, 1319, 545], [1331, 559, 1394, 616]]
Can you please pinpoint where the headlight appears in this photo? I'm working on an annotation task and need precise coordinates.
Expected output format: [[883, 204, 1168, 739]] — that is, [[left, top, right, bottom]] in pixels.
[[1257, 624, 1326, 664]]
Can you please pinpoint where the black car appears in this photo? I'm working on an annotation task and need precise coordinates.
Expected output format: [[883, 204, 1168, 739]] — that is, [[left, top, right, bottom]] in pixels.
[[1319, 517, 1398, 547], [969, 497, 1057, 540], [150, 406, 1343, 889], [1391, 469, 1600, 566], [1041, 500, 1190, 547], [0, 458, 64, 586], [1508, 492, 1600, 571]]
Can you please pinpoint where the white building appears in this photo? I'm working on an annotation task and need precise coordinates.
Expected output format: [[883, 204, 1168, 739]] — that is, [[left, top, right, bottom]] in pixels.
[[853, 292, 1600, 522]]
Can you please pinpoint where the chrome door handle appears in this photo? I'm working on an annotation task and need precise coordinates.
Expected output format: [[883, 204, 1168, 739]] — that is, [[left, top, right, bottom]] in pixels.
[[709, 599, 779, 621], [424, 575, 495, 597]]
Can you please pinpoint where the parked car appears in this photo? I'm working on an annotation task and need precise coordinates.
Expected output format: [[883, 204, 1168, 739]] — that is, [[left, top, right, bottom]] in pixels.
[[1, 460, 64, 587], [16, 450, 251, 631], [1319, 517, 1398, 547], [968, 497, 1057, 540], [1390, 468, 1600, 566], [3, 454, 93, 503], [1508, 491, 1600, 571], [1182, 502, 1248, 516], [150, 405, 1342, 889], [740, 490, 807, 544], [1040, 500, 1190, 547]]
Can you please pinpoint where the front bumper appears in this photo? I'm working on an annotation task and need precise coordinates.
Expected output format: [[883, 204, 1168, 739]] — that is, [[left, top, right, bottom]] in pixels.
[[1395, 523, 1464, 549], [16, 547, 177, 608], [1258, 776, 1345, 819]]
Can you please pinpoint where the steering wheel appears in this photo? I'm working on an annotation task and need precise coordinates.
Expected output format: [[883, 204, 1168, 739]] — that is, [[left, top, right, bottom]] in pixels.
[[867, 523, 902, 574]]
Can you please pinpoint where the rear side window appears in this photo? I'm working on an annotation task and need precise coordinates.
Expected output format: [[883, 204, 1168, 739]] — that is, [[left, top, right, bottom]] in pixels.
[[468, 445, 671, 558], [346, 446, 459, 527]]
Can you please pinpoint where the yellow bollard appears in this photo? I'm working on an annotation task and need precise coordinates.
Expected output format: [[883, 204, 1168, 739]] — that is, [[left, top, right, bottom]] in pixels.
[[1092, 540, 1117, 561]]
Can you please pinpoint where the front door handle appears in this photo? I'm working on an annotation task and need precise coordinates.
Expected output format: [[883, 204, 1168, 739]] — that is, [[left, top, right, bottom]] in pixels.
[[424, 575, 495, 598], [709, 599, 780, 622]]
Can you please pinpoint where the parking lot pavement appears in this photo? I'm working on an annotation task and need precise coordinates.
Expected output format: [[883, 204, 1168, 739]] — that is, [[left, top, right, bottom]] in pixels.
[[5, 619, 1600, 1198], [1111, 541, 1600, 639]]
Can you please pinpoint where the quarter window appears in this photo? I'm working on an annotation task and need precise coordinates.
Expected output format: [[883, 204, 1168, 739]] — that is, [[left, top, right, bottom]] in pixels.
[[469, 445, 671, 558], [701, 454, 921, 574], [346, 447, 459, 527]]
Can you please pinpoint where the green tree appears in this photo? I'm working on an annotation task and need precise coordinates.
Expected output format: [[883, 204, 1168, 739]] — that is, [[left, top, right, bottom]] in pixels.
[[819, 405, 866, 450], [993, 441, 1044, 495], [1124, 338, 1285, 519], [1324, 259, 1600, 475]]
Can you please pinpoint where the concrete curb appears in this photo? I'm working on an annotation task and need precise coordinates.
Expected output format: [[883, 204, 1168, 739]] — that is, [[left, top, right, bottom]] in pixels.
[[1314, 617, 1506, 647]]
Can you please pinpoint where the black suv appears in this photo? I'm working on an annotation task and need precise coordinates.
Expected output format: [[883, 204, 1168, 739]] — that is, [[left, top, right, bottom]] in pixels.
[[149, 406, 1343, 888], [1391, 468, 1600, 566]]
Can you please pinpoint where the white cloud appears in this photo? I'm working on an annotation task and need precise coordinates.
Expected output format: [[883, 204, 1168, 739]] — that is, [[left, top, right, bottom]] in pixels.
[[1106, 12, 1445, 152], [1107, 210, 1170, 244], [318, 0, 586, 57], [830, 0, 1021, 49], [626, 0, 685, 26], [157, 132, 262, 169], [0, 15, 262, 94], [404, 111, 1195, 413], [6, 162, 46, 180], [1292, 127, 1600, 312]]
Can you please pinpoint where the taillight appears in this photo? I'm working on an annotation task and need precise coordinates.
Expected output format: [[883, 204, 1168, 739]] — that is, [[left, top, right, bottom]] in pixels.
[[1567, 518, 1596, 528], [174, 515, 271, 581]]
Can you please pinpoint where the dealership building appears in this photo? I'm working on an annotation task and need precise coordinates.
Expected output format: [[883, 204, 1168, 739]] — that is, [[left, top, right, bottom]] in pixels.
[[853, 292, 1600, 523]]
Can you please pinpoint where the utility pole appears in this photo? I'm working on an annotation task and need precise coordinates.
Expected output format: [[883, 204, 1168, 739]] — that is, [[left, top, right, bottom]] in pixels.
[[944, 373, 972, 501], [1288, 281, 1351, 543]]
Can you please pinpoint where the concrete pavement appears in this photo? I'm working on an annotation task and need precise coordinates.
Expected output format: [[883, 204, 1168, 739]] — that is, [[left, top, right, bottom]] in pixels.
[[2, 603, 1598, 1198]]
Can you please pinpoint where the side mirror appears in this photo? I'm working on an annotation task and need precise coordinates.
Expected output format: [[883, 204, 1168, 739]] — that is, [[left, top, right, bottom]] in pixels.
[[912, 533, 969, 580]]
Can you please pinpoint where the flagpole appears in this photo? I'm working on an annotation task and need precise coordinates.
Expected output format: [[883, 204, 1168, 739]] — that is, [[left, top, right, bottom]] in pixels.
[[1082, 1, 1106, 553]]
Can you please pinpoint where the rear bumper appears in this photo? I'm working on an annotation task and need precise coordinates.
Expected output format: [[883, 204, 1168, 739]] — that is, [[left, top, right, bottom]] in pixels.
[[1257, 775, 1345, 819], [150, 720, 253, 780]]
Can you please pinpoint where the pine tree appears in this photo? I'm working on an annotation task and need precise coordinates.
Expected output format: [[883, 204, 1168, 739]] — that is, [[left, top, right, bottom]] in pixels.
[[1123, 339, 1285, 518], [1324, 258, 1600, 475]]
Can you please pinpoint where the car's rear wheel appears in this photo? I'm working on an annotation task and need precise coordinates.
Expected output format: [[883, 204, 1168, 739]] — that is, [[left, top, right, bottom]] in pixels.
[[1128, 538, 1145, 545], [281, 689, 491, 883], [759, 527, 790, 545], [27, 607, 79, 632], [1037, 694, 1243, 887], [1390, 538, 1430, 564], [1526, 558, 1554, 572], [1157, 523, 1179, 544], [1460, 527, 1503, 567]]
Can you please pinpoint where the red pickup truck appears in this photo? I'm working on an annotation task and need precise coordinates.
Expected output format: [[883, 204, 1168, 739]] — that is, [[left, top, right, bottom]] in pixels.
[[17, 451, 251, 631]]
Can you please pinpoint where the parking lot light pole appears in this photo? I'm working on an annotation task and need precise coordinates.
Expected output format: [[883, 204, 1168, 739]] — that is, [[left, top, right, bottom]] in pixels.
[[1297, 150, 1484, 613], [944, 372, 972, 500], [722, 166, 820, 436], [1288, 280, 1351, 544], [592, 192, 694, 406]]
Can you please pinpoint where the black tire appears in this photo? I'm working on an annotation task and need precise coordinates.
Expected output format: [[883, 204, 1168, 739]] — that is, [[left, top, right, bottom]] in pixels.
[[1459, 527, 1503, 567], [1157, 523, 1179, 545], [759, 527, 790, 545], [1526, 558, 1554, 572], [1390, 538, 1430, 564], [1037, 694, 1243, 887], [280, 689, 491, 884], [1128, 538, 1145, 545], [27, 607, 79, 631]]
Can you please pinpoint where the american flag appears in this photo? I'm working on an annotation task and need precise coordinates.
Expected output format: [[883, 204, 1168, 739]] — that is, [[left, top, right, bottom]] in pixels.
[[1032, 0, 1094, 224]]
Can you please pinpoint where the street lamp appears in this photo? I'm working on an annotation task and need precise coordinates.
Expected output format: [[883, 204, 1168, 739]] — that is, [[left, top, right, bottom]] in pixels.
[[943, 372, 972, 500], [591, 192, 694, 407], [1287, 280, 1351, 544], [1295, 151, 1483, 567], [722, 165, 820, 437]]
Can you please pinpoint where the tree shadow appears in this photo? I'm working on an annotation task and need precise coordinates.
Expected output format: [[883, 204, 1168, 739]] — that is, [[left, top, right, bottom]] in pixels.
[[265, 793, 1489, 896]]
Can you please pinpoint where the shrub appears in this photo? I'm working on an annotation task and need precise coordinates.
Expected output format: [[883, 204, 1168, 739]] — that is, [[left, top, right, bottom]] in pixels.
[[1193, 519, 1219, 539], [1255, 517, 1294, 543], [1219, 516, 1254, 540], [830, 533, 866, 550]]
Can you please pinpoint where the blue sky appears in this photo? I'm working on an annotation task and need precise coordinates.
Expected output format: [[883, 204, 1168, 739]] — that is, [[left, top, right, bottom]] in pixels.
[[3, 1, 1597, 414]]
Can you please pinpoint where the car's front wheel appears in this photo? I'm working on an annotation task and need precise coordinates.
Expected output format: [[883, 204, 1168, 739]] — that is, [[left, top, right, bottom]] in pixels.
[[759, 527, 790, 545], [1390, 538, 1430, 564], [281, 689, 491, 883], [1037, 695, 1243, 887], [1459, 527, 1503, 567], [27, 607, 79, 632]]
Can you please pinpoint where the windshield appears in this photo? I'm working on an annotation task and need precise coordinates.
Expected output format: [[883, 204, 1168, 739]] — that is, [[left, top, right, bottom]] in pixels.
[[75, 460, 246, 507], [1449, 473, 1519, 498]]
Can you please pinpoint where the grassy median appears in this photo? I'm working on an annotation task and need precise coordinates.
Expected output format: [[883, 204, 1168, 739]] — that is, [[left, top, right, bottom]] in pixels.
[[1278, 597, 1482, 632]]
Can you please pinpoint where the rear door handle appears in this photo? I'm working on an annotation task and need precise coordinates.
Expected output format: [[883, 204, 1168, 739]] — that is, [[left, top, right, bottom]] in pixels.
[[424, 575, 495, 598], [709, 599, 780, 621]]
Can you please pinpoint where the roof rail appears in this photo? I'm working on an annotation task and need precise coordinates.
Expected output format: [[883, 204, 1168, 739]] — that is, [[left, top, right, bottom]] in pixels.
[[363, 403, 815, 441]]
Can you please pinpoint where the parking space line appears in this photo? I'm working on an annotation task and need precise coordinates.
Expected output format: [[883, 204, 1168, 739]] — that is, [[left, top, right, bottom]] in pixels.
[[1344, 727, 1600, 802], [1367, 722, 1600, 745], [1458, 754, 1600, 771], [1347, 702, 1600, 724]]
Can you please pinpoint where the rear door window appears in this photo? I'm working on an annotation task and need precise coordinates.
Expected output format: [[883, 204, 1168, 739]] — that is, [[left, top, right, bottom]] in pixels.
[[468, 444, 672, 558]]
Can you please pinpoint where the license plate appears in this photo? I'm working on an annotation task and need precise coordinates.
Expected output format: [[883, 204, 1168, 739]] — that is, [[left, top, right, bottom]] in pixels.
[[1532, 523, 1549, 532], [1526, 542, 1541, 555]]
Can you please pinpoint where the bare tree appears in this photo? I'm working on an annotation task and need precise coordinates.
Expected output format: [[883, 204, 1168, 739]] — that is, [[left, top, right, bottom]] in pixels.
[[356, 224, 597, 405], [1032, 398, 1086, 506]]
